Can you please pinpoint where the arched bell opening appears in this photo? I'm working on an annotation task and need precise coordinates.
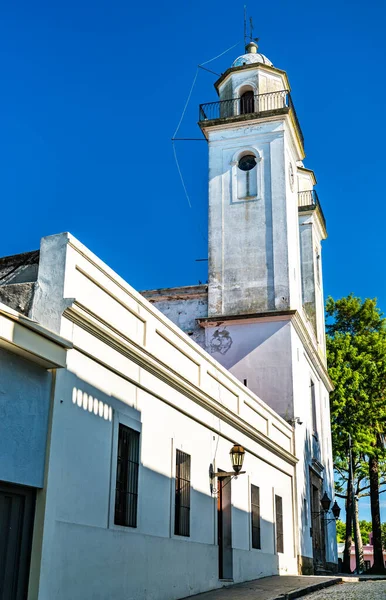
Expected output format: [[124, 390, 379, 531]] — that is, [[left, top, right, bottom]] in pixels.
[[239, 89, 255, 115]]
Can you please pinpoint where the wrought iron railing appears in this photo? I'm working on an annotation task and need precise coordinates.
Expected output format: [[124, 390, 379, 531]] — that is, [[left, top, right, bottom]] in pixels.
[[199, 90, 304, 147], [298, 190, 326, 229]]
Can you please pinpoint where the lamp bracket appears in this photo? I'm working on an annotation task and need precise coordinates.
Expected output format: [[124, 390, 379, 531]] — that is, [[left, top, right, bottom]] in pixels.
[[311, 511, 338, 524], [211, 471, 246, 479]]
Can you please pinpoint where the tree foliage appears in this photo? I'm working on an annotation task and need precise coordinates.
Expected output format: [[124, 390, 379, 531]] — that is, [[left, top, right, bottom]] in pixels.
[[327, 294, 386, 571], [336, 519, 386, 547], [326, 295, 386, 459], [336, 519, 346, 543]]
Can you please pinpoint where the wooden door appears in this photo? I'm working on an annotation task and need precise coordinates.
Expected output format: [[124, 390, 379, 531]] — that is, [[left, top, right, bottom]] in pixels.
[[217, 473, 233, 580], [0, 482, 35, 600], [310, 471, 326, 572]]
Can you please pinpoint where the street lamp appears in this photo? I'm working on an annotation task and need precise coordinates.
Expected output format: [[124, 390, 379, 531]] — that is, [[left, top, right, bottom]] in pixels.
[[229, 444, 245, 474], [312, 492, 341, 524], [331, 500, 341, 520], [321, 491, 332, 513], [210, 443, 246, 492]]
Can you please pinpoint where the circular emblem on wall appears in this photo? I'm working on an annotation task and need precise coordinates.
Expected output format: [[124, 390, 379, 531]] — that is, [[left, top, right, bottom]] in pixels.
[[289, 162, 295, 192]]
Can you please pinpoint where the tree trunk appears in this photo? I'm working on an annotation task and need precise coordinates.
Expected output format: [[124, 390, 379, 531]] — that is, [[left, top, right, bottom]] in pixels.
[[369, 454, 386, 573], [354, 494, 364, 572], [343, 465, 353, 573]]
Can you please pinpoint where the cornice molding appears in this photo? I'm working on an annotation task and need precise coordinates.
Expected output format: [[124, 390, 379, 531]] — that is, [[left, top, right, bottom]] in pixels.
[[64, 303, 297, 467], [214, 63, 291, 92], [0, 302, 71, 369], [201, 112, 304, 161]]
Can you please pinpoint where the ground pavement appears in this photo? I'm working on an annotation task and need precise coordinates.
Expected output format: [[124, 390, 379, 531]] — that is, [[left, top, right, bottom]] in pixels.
[[183, 576, 340, 600], [306, 580, 386, 599]]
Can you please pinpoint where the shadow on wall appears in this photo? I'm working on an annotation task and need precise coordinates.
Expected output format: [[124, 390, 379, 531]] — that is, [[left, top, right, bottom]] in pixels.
[[207, 320, 289, 369], [35, 371, 283, 600]]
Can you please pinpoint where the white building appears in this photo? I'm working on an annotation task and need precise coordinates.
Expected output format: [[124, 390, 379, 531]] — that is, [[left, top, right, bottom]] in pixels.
[[1, 233, 299, 600], [0, 41, 337, 600], [143, 41, 337, 574]]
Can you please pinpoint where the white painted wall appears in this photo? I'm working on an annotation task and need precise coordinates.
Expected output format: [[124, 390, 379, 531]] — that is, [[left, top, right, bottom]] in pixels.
[[203, 317, 336, 567], [29, 233, 297, 600], [290, 325, 337, 565], [207, 120, 301, 317], [0, 348, 52, 488]]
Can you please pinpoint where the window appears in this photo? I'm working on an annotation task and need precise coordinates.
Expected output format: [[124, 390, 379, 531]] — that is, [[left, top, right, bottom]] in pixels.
[[237, 153, 257, 199], [114, 424, 140, 527], [275, 495, 284, 553], [251, 484, 261, 549], [240, 90, 254, 114], [174, 450, 191, 536], [238, 154, 256, 171], [310, 380, 317, 436]]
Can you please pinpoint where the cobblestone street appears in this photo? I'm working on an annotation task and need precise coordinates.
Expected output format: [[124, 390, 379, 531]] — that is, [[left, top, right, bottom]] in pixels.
[[306, 581, 386, 599]]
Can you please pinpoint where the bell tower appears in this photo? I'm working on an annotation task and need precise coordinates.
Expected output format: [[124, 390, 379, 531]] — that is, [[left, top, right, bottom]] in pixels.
[[198, 42, 335, 574], [143, 39, 336, 574], [200, 41, 309, 319]]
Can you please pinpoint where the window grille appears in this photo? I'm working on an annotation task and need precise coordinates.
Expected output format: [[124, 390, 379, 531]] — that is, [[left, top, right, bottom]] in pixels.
[[251, 484, 261, 549], [114, 424, 140, 527], [275, 495, 284, 553], [174, 449, 191, 536]]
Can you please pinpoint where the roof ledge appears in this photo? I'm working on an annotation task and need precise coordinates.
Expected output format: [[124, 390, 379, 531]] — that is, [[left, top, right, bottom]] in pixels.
[[0, 302, 72, 369]]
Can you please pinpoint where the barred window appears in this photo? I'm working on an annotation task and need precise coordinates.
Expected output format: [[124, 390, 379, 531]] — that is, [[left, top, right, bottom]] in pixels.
[[174, 450, 191, 537], [251, 484, 261, 549], [114, 424, 139, 527], [275, 495, 284, 553]]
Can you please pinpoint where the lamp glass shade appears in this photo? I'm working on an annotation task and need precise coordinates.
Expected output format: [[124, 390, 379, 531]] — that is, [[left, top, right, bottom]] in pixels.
[[332, 501, 341, 520], [320, 491, 331, 513], [230, 444, 245, 474]]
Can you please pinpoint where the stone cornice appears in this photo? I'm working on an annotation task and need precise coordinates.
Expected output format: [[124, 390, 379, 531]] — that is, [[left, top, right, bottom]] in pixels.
[[298, 166, 317, 185], [64, 302, 297, 468], [200, 111, 305, 161], [0, 301, 71, 368], [214, 63, 290, 93], [65, 239, 293, 428], [141, 284, 208, 303]]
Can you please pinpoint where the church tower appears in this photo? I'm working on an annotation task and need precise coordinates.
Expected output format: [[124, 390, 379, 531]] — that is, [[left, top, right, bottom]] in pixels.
[[199, 41, 325, 337], [143, 41, 337, 575]]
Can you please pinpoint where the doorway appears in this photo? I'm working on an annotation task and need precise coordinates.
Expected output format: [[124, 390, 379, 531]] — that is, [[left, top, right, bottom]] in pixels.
[[309, 470, 326, 572], [240, 90, 254, 115], [217, 473, 233, 580], [0, 482, 36, 600]]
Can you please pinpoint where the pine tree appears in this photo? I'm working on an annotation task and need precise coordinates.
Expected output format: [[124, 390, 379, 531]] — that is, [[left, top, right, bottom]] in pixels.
[[326, 295, 386, 573]]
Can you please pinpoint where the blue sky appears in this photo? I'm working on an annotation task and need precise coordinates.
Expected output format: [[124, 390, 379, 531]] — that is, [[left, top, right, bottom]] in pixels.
[[1, 1, 385, 520]]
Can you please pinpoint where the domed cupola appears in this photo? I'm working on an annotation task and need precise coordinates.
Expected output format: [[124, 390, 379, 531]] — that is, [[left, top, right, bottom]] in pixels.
[[232, 41, 273, 67]]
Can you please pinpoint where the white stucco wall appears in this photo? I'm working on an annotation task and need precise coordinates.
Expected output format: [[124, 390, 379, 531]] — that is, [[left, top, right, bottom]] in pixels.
[[0, 348, 52, 488], [29, 233, 298, 600], [290, 325, 337, 565], [207, 120, 294, 317], [204, 319, 294, 420], [204, 317, 336, 568]]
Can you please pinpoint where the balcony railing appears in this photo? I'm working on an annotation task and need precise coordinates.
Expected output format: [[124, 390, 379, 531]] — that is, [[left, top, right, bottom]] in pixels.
[[298, 190, 326, 230], [199, 90, 304, 148]]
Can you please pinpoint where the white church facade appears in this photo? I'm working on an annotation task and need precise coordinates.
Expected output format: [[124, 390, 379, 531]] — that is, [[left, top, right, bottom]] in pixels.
[[143, 41, 337, 575], [0, 42, 337, 600]]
